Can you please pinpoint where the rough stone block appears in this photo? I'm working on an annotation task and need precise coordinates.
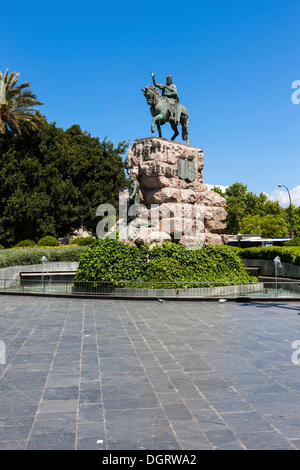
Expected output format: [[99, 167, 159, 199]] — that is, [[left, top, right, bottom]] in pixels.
[[124, 138, 227, 246], [143, 188, 180, 205]]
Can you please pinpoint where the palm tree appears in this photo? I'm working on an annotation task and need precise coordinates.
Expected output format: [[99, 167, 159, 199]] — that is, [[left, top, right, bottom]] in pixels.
[[0, 69, 44, 135]]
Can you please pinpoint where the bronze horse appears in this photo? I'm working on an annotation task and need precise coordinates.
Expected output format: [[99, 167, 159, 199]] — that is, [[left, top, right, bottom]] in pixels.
[[142, 85, 189, 144]]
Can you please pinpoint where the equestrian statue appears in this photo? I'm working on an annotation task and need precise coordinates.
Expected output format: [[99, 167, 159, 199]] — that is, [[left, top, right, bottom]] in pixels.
[[142, 72, 189, 145]]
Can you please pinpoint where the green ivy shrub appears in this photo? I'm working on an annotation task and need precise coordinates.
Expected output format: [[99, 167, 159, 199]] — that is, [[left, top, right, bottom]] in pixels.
[[143, 257, 190, 288], [75, 240, 255, 288], [71, 237, 95, 246], [15, 239, 37, 248], [75, 238, 148, 286], [0, 244, 4, 250], [144, 243, 254, 288], [37, 236, 60, 246]]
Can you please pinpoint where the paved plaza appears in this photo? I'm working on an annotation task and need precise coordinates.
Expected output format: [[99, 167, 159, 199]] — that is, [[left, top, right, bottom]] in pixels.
[[0, 296, 300, 450]]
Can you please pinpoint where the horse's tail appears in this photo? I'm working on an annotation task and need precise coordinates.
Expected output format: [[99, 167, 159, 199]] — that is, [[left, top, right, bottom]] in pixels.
[[181, 113, 189, 143]]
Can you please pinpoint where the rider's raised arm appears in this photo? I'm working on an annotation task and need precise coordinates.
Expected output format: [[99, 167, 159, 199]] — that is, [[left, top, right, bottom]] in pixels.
[[156, 83, 165, 90], [151, 72, 165, 90]]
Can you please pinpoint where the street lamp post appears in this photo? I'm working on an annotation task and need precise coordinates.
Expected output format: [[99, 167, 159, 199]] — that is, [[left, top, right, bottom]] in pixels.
[[278, 184, 293, 238]]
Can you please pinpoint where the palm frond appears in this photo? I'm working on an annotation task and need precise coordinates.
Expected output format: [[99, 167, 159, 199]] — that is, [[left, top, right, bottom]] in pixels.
[[0, 69, 43, 135]]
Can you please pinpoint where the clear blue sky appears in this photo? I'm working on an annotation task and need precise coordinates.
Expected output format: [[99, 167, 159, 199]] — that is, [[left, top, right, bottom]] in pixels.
[[2, 0, 300, 195]]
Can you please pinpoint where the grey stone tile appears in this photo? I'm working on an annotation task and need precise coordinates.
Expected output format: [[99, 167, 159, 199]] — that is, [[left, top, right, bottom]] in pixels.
[[46, 374, 79, 387], [237, 382, 288, 395], [138, 437, 180, 450], [191, 375, 230, 392], [167, 376, 202, 399], [19, 342, 57, 354], [78, 404, 103, 422], [238, 431, 294, 450], [38, 399, 78, 414], [28, 432, 76, 450], [0, 440, 27, 450], [107, 440, 143, 450], [0, 377, 47, 391], [102, 374, 152, 398], [32, 418, 76, 434], [212, 399, 253, 413], [36, 411, 77, 421], [242, 391, 298, 413], [157, 392, 183, 404], [104, 395, 159, 410], [171, 419, 207, 440], [12, 353, 54, 365], [163, 403, 193, 421], [222, 411, 273, 433], [181, 440, 213, 450], [0, 401, 39, 420], [193, 409, 227, 431], [77, 421, 105, 439], [77, 436, 106, 450], [264, 414, 300, 439], [43, 386, 79, 400], [147, 375, 176, 394], [205, 428, 237, 446], [290, 439, 300, 449], [105, 408, 169, 442], [215, 441, 245, 450], [0, 424, 32, 441], [183, 398, 211, 411], [80, 369, 101, 381], [51, 364, 80, 374], [0, 389, 44, 404]]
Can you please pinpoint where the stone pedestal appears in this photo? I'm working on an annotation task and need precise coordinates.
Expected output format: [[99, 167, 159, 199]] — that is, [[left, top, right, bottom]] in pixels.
[[124, 137, 227, 246]]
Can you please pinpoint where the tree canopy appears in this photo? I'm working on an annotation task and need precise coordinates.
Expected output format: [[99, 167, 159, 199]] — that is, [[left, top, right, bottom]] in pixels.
[[213, 182, 299, 237], [240, 214, 288, 238], [0, 117, 127, 246]]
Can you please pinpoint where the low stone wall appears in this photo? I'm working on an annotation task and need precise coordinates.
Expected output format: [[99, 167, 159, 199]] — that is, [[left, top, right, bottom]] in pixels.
[[112, 282, 263, 297], [242, 259, 300, 279], [0, 262, 79, 282]]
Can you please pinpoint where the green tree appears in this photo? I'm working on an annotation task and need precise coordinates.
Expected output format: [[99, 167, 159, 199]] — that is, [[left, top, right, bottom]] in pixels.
[[293, 207, 300, 237], [213, 182, 286, 234], [221, 183, 248, 234], [0, 117, 127, 246], [212, 186, 225, 197], [239, 215, 261, 235], [0, 70, 43, 135], [240, 214, 288, 238]]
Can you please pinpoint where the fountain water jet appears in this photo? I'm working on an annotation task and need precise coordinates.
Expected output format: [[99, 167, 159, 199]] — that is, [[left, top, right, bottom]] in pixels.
[[41, 256, 51, 290], [274, 256, 284, 296]]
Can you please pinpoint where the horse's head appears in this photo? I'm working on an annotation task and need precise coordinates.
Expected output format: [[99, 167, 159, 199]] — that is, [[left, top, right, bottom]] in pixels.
[[141, 85, 160, 106]]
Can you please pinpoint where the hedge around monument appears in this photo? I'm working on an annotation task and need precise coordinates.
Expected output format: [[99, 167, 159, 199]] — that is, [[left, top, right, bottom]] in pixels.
[[74, 239, 255, 288], [234, 246, 300, 266], [284, 238, 300, 247], [0, 246, 88, 268]]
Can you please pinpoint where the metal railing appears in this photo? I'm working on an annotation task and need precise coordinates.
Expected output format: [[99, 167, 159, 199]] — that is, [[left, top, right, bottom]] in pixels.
[[0, 278, 299, 298]]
